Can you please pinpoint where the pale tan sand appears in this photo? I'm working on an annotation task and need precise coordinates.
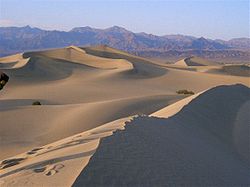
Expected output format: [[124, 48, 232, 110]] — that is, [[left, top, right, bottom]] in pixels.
[[150, 89, 206, 118], [0, 46, 249, 186], [0, 53, 30, 69], [0, 94, 182, 160], [174, 58, 188, 66], [0, 117, 133, 186], [25, 46, 133, 70]]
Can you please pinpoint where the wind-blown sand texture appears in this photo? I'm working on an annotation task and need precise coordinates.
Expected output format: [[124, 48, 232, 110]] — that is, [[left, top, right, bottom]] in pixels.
[[73, 84, 250, 187], [0, 46, 249, 186]]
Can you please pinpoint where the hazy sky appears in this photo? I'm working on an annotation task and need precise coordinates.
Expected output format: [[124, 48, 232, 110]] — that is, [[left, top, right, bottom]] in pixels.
[[0, 0, 249, 40]]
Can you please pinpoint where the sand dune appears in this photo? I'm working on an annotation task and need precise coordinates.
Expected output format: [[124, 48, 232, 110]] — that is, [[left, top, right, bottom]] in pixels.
[[174, 58, 187, 66], [185, 56, 218, 66], [0, 117, 133, 186], [153, 84, 250, 160], [83, 45, 167, 78], [3, 55, 92, 81], [0, 94, 182, 160], [24, 46, 133, 70], [168, 56, 250, 77], [0, 53, 30, 69], [73, 84, 250, 186], [175, 56, 218, 67], [1, 84, 249, 186], [0, 46, 249, 186], [150, 89, 206, 118], [209, 64, 250, 77]]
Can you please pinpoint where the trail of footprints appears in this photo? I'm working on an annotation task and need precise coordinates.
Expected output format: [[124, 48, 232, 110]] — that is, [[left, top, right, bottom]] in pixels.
[[0, 121, 130, 177], [0, 158, 26, 169], [34, 164, 64, 176]]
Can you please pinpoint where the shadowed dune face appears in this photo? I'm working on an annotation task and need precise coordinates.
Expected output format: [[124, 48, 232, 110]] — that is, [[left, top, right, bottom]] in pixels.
[[172, 84, 250, 148], [3, 55, 96, 82], [234, 100, 250, 162], [172, 56, 250, 77], [23, 46, 134, 70], [73, 84, 250, 186], [74, 117, 250, 187], [168, 84, 250, 163], [220, 65, 250, 77], [0, 45, 167, 82], [174, 56, 218, 67], [82, 46, 167, 78], [184, 56, 218, 66]]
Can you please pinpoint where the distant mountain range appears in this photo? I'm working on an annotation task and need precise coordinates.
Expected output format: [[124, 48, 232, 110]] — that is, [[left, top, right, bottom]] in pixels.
[[0, 25, 249, 62]]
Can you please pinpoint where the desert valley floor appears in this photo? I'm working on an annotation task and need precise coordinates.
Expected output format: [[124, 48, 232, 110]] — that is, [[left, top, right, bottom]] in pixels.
[[0, 45, 249, 186]]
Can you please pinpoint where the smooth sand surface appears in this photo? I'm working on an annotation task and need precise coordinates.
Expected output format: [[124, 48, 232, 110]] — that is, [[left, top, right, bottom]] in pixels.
[[0, 46, 249, 186]]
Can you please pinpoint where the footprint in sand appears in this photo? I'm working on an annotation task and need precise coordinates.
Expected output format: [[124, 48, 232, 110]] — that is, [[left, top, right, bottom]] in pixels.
[[33, 164, 64, 176], [26, 147, 44, 155], [0, 157, 26, 169], [45, 164, 64, 176]]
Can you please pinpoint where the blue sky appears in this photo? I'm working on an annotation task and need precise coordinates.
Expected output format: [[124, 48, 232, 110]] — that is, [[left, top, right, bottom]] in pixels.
[[0, 0, 249, 40]]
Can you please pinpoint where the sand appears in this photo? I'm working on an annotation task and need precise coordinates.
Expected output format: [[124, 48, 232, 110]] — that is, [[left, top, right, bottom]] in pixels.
[[73, 84, 250, 186], [0, 46, 249, 186], [166, 56, 250, 77]]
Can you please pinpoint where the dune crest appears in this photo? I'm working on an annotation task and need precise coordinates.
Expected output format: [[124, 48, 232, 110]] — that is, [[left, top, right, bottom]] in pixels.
[[0, 117, 134, 186], [172, 56, 250, 77], [24, 46, 134, 70], [0, 53, 30, 69], [73, 84, 250, 186]]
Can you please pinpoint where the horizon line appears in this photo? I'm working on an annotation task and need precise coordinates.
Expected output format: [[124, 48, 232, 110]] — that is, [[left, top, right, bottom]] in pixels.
[[1, 24, 249, 41]]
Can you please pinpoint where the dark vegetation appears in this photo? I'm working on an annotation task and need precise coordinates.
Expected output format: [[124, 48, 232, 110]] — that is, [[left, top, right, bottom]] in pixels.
[[32, 101, 42, 105], [0, 72, 9, 90], [176, 89, 195, 95]]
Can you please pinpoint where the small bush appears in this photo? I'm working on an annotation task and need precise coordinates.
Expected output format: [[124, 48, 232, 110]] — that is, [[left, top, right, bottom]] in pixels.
[[0, 80, 7, 86], [0, 72, 9, 90], [176, 89, 195, 95], [32, 101, 41, 105], [0, 81, 6, 90]]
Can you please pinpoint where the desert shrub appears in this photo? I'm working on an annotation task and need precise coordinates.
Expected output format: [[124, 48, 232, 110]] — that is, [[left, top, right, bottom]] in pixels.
[[0, 80, 6, 86], [0, 81, 6, 90], [176, 89, 195, 95], [0, 73, 9, 82], [0, 72, 9, 90], [32, 101, 41, 105]]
